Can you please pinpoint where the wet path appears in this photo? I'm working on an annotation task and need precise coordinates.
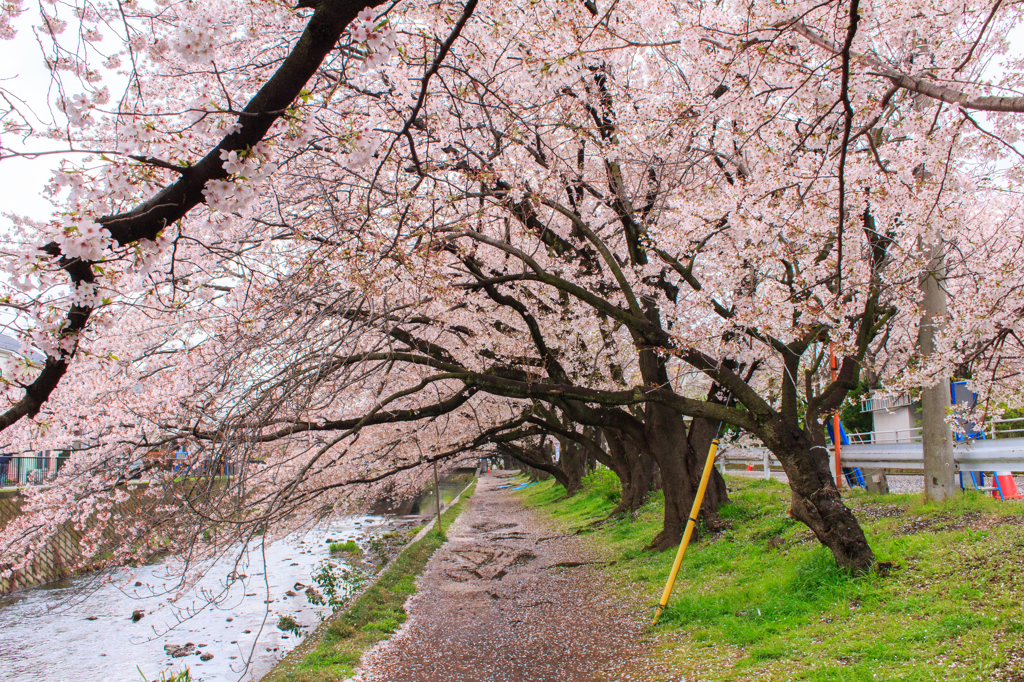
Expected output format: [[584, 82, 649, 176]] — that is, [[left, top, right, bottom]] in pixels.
[[360, 474, 650, 682]]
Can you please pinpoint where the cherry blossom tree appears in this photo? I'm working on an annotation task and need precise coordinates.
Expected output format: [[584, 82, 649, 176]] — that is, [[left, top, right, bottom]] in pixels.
[[243, 0, 1024, 568], [2, 0, 1024, 580]]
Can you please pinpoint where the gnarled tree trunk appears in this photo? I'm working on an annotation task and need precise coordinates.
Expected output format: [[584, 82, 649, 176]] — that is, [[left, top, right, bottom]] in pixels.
[[761, 424, 874, 573], [635, 317, 730, 551], [642, 402, 700, 551]]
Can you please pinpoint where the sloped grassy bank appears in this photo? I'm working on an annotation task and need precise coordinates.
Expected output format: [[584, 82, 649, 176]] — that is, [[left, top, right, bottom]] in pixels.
[[518, 470, 1024, 682], [262, 481, 477, 682]]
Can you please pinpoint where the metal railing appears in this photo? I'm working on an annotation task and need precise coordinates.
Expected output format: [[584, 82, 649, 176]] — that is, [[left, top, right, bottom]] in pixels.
[[1, 452, 242, 488], [719, 436, 1024, 477], [861, 393, 914, 413], [846, 427, 923, 444], [988, 416, 1024, 439], [846, 416, 1024, 445], [0, 454, 71, 487]]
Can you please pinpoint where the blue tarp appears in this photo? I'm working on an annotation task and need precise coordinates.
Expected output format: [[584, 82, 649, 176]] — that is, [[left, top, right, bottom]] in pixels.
[[826, 420, 850, 446], [501, 481, 537, 491]]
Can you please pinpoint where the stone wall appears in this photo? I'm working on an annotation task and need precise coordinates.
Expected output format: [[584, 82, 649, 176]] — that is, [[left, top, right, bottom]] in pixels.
[[0, 484, 154, 594], [0, 489, 86, 593]]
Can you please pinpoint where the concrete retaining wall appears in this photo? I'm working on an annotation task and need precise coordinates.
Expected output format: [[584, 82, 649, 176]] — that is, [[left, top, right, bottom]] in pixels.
[[0, 489, 87, 593]]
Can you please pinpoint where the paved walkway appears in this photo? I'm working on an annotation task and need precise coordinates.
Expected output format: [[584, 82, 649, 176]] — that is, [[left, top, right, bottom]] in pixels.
[[359, 474, 653, 681]]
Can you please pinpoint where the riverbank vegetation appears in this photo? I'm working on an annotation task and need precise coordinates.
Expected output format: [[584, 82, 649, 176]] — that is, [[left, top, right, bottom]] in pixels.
[[520, 472, 1024, 681], [262, 482, 476, 682], [328, 541, 362, 557]]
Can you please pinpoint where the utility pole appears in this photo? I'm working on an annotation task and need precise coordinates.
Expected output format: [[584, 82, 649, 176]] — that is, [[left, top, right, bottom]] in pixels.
[[920, 238, 957, 501]]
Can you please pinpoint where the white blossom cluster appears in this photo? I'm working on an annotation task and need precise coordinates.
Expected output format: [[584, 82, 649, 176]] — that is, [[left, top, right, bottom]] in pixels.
[[172, 16, 226, 64], [54, 218, 113, 261]]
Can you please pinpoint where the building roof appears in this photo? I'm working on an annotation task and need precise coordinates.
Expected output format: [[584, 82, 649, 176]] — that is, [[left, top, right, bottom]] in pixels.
[[0, 334, 45, 362]]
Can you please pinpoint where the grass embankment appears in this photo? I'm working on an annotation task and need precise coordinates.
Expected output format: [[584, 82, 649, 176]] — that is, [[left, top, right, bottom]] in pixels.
[[519, 471, 1024, 682], [263, 481, 476, 682]]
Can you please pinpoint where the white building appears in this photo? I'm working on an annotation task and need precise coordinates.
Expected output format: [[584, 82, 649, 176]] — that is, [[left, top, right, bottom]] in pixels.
[[860, 392, 920, 443]]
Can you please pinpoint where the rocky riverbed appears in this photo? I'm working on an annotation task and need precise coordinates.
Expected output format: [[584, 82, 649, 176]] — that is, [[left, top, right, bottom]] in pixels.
[[0, 515, 400, 682]]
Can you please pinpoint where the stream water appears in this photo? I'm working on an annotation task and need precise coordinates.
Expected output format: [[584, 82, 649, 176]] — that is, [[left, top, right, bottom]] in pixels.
[[0, 515, 394, 682]]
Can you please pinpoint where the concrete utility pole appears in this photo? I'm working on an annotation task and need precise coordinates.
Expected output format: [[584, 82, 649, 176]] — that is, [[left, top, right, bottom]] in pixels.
[[919, 239, 957, 501], [433, 461, 444, 537]]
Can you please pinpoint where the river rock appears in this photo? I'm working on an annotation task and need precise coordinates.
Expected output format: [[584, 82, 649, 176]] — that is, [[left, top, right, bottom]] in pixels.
[[86, 616, 98, 621], [226, 617, 233, 622], [131, 610, 144, 622], [285, 590, 297, 597], [134, 581, 143, 587], [168, 642, 196, 658], [200, 653, 214, 661], [305, 587, 323, 603], [293, 582, 305, 590]]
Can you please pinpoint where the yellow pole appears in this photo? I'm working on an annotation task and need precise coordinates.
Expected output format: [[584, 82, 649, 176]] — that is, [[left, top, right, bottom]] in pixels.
[[652, 438, 720, 625]]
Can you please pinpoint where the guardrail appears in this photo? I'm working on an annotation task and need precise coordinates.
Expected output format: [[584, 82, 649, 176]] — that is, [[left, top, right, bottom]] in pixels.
[[846, 417, 1024, 445], [841, 438, 1024, 472], [719, 436, 1024, 479]]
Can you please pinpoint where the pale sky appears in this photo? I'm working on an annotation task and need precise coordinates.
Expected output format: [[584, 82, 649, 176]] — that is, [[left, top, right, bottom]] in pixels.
[[0, 7, 118, 225]]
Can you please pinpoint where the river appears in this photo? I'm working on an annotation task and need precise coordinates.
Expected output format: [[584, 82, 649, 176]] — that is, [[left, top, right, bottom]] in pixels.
[[0, 515, 395, 682]]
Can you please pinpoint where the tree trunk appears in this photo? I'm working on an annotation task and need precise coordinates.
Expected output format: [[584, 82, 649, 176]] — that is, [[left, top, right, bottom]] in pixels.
[[686, 406, 730, 515], [603, 429, 656, 514], [557, 437, 586, 496], [499, 443, 575, 494], [764, 426, 875, 573], [643, 402, 700, 551], [626, 301, 733, 548]]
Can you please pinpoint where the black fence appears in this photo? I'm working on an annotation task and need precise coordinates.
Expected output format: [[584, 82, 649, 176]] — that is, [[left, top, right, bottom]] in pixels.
[[1, 451, 247, 488], [0, 454, 71, 487]]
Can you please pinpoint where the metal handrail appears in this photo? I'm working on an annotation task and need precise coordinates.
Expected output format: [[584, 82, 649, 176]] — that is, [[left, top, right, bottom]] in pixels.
[[845, 417, 1024, 444]]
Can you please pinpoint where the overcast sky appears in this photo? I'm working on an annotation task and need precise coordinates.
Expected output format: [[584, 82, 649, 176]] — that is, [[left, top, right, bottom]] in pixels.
[[0, 8, 109, 225]]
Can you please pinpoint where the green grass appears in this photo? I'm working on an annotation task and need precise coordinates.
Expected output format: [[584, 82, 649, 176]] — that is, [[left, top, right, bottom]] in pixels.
[[263, 481, 476, 682], [518, 470, 1024, 681], [329, 540, 362, 556]]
